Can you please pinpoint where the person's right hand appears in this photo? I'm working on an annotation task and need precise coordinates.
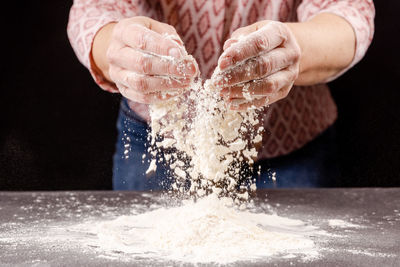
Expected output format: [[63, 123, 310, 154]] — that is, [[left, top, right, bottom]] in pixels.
[[103, 17, 198, 104]]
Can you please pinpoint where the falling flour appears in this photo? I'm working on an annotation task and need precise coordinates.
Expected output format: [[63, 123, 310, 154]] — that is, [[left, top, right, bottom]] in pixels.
[[85, 194, 320, 264], [147, 67, 263, 200]]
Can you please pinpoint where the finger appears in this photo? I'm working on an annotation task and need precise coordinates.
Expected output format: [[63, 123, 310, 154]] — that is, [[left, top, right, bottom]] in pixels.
[[121, 24, 186, 59], [109, 47, 197, 77], [215, 47, 298, 86], [221, 69, 297, 98], [228, 82, 293, 110], [109, 67, 192, 94], [223, 26, 255, 51], [223, 38, 239, 51], [138, 17, 184, 46], [219, 22, 286, 70], [223, 22, 268, 50], [260, 83, 292, 105], [116, 17, 184, 46], [228, 97, 269, 111], [117, 83, 183, 104]]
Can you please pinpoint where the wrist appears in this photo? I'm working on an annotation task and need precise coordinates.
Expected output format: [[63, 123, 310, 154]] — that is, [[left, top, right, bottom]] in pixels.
[[285, 21, 314, 83], [91, 22, 116, 82]]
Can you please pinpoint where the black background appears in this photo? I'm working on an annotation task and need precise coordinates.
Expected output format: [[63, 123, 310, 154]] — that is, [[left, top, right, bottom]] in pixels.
[[1, 1, 399, 190]]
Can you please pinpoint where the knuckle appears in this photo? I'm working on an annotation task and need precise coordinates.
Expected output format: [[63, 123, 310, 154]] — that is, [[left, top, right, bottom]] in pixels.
[[138, 56, 152, 74], [106, 50, 113, 63], [271, 79, 280, 91], [231, 54, 240, 65], [124, 74, 135, 89], [258, 57, 271, 76], [293, 49, 301, 62], [282, 88, 289, 98], [135, 31, 147, 50], [108, 67, 117, 80], [288, 49, 300, 63], [135, 76, 149, 92], [106, 47, 117, 64], [117, 83, 128, 96], [254, 36, 267, 51], [289, 71, 298, 82], [109, 68, 121, 85], [166, 63, 175, 76], [136, 56, 145, 70], [278, 87, 290, 99], [256, 59, 264, 76], [254, 38, 264, 51], [264, 78, 276, 92]]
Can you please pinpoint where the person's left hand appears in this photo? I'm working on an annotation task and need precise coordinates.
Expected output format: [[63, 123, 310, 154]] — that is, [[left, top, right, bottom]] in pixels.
[[213, 21, 301, 110]]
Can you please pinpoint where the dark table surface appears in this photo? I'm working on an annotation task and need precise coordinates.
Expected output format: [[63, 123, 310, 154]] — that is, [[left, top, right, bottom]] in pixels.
[[0, 188, 399, 266]]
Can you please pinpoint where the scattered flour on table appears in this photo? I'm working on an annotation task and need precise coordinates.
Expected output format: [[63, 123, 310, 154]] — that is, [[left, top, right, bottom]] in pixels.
[[347, 249, 396, 258], [81, 194, 321, 264], [328, 219, 363, 229]]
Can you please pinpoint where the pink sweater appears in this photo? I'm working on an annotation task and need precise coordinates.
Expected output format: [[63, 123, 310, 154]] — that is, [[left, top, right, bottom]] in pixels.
[[68, 0, 375, 159]]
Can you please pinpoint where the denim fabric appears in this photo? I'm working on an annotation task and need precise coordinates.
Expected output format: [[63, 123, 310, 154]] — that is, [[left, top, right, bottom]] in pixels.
[[113, 98, 339, 190], [112, 99, 171, 191], [254, 126, 339, 188]]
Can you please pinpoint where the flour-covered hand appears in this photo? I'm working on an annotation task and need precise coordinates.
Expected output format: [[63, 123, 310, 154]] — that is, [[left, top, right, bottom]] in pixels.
[[214, 21, 300, 110], [107, 17, 198, 104]]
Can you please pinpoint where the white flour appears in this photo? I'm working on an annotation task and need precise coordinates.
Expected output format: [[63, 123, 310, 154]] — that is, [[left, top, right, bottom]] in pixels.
[[143, 34, 264, 200], [83, 194, 320, 264], [3, 193, 399, 265], [148, 73, 263, 201], [328, 219, 363, 228]]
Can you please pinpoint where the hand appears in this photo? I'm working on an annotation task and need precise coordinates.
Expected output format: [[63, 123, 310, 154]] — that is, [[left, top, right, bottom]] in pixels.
[[214, 21, 301, 110], [105, 17, 198, 104]]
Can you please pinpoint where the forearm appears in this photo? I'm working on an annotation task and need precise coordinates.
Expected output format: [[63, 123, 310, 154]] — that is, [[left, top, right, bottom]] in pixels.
[[91, 22, 116, 82], [287, 13, 356, 85]]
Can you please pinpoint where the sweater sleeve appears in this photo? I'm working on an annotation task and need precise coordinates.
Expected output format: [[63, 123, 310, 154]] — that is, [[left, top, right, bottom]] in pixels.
[[297, 0, 375, 82], [67, 0, 142, 92]]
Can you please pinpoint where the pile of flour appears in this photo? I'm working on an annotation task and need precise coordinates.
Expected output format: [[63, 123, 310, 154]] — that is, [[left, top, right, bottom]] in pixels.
[[87, 194, 320, 264]]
